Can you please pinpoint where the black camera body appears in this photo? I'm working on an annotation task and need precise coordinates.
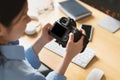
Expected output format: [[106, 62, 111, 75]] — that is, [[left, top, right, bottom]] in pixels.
[[49, 17, 89, 52]]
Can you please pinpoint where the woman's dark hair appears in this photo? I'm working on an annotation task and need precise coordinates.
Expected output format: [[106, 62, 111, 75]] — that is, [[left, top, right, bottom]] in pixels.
[[0, 0, 26, 27], [0, 0, 26, 65]]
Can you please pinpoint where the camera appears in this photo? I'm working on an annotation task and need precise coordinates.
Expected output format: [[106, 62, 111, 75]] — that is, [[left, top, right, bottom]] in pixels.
[[49, 17, 89, 52]]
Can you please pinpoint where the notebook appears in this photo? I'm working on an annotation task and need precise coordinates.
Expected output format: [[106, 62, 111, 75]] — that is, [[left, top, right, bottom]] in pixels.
[[57, 0, 92, 21]]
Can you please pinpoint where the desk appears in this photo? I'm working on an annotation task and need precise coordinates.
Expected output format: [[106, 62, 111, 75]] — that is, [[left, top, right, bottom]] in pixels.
[[20, 0, 120, 80]]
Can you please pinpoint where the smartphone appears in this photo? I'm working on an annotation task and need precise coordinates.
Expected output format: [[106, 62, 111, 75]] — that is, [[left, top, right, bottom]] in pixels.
[[81, 24, 93, 41]]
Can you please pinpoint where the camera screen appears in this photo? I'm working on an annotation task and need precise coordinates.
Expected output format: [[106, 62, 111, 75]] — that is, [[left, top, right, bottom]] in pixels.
[[51, 23, 67, 38]]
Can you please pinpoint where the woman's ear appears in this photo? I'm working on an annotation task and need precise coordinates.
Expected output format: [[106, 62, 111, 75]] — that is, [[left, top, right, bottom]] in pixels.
[[0, 23, 6, 36], [0, 24, 2, 36]]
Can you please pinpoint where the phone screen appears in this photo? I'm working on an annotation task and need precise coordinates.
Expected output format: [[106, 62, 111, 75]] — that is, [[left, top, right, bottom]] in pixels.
[[81, 24, 93, 41]]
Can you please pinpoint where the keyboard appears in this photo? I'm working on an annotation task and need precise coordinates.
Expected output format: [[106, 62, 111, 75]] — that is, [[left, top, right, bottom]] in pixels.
[[44, 39, 95, 68]]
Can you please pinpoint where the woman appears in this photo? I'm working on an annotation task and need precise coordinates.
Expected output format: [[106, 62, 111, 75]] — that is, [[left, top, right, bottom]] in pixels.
[[0, 0, 85, 80]]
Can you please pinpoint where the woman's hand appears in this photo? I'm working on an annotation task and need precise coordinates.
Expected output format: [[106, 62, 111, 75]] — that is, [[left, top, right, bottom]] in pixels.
[[32, 23, 53, 55], [65, 29, 86, 60], [40, 23, 53, 45], [55, 29, 86, 75]]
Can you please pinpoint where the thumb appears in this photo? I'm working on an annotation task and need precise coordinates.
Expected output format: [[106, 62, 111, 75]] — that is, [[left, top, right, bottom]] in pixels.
[[68, 33, 74, 43]]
